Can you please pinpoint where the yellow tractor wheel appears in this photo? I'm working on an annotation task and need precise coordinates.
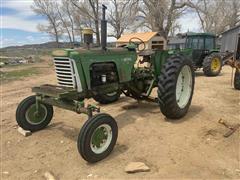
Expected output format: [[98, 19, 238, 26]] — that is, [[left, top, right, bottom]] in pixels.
[[203, 54, 222, 76]]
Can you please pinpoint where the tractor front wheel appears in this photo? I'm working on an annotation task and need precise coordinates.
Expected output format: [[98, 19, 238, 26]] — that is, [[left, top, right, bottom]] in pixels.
[[77, 113, 118, 163], [158, 55, 195, 119], [234, 68, 240, 90], [203, 53, 222, 76], [16, 95, 53, 131], [93, 91, 120, 104]]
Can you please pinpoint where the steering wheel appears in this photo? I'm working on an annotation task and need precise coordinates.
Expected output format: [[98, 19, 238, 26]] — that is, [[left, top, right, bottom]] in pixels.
[[129, 37, 146, 52]]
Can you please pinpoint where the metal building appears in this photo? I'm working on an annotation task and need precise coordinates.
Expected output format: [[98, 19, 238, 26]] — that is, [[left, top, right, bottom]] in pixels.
[[220, 25, 240, 53], [167, 37, 186, 50]]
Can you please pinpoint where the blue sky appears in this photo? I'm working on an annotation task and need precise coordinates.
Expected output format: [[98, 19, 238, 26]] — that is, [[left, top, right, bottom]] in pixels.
[[1, 0, 51, 48], [1, 0, 200, 48]]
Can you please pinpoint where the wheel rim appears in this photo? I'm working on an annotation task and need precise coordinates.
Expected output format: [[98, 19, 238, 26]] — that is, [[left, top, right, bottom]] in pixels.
[[176, 65, 193, 109], [211, 58, 221, 72], [25, 104, 48, 125], [90, 124, 112, 154]]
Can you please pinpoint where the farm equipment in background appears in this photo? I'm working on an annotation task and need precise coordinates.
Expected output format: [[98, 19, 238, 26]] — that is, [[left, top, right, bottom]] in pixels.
[[184, 33, 223, 76], [16, 5, 195, 163], [224, 33, 240, 90]]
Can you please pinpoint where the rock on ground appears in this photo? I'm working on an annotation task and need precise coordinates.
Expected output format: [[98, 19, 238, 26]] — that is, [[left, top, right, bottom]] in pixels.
[[125, 162, 150, 173], [44, 171, 56, 180], [17, 127, 32, 137]]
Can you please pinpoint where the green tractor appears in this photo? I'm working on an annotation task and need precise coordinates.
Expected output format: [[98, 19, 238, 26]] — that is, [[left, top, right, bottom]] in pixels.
[[16, 5, 195, 163], [184, 32, 222, 76]]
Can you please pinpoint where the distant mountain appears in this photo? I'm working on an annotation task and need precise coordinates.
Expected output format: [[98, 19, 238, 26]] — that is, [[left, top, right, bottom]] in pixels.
[[1, 41, 116, 50], [0, 41, 117, 58], [0, 41, 73, 50]]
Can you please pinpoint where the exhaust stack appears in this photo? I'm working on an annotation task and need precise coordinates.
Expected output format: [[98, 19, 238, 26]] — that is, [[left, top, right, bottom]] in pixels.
[[101, 5, 107, 51]]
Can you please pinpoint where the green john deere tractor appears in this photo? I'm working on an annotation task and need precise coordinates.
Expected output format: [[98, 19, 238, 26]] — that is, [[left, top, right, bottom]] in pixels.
[[184, 32, 222, 76], [16, 5, 195, 163]]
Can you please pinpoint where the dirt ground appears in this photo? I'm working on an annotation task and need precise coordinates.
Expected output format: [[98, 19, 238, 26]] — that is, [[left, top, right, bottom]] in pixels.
[[1, 60, 240, 179]]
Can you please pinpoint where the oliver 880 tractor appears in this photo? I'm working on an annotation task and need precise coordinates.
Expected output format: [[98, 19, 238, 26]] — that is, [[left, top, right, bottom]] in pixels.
[[16, 5, 195, 163]]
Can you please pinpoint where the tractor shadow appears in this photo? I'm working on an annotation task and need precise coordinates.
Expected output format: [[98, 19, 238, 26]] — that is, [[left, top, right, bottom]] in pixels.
[[114, 100, 203, 128], [164, 104, 203, 124], [195, 71, 205, 77], [45, 100, 203, 142], [43, 101, 203, 163], [47, 122, 79, 141], [94, 95, 133, 106], [195, 71, 224, 77], [86, 143, 129, 166], [114, 100, 160, 129]]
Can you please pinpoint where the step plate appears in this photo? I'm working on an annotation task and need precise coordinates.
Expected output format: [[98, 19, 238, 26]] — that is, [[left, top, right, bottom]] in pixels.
[[32, 84, 78, 99]]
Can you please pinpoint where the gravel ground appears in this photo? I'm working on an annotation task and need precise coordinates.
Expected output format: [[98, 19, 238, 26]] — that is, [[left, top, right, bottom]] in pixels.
[[1, 62, 240, 179]]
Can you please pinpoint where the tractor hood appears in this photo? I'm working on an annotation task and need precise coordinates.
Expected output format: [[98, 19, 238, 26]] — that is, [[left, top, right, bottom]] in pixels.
[[52, 48, 132, 58], [52, 47, 137, 93]]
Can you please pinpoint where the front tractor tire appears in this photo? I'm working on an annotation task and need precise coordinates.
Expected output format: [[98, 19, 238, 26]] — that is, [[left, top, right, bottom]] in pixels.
[[158, 55, 195, 119], [77, 113, 118, 163], [93, 91, 120, 104], [16, 96, 53, 132], [203, 53, 222, 76], [234, 69, 240, 90]]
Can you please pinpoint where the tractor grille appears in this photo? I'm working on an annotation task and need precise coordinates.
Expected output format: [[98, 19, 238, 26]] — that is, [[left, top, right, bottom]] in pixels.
[[53, 57, 76, 88]]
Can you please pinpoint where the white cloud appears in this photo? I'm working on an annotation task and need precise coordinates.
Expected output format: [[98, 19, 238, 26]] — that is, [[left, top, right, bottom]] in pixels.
[[1, 0, 48, 32], [178, 12, 201, 33], [2, 0, 35, 16], [1, 15, 47, 32]]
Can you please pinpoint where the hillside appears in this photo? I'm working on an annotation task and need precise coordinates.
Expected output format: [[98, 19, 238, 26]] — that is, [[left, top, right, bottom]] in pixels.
[[0, 41, 116, 57]]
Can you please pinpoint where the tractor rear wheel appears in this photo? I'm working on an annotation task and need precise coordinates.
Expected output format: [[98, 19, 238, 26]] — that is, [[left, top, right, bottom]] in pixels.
[[234, 69, 240, 90], [158, 55, 195, 119], [203, 53, 222, 76], [77, 113, 118, 163], [93, 91, 120, 104], [16, 95, 53, 131]]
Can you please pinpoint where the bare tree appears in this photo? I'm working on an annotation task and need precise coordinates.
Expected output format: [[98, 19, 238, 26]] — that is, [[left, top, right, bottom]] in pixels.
[[169, 22, 182, 37], [56, 5, 73, 45], [107, 0, 138, 39], [73, 12, 85, 42], [226, 0, 240, 28], [62, 0, 76, 43], [56, 0, 78, 47], [32, 0, 62, 47], [137, 0, 188, 39], [188, 0, 240, 35], [71, 0, 101, 46]]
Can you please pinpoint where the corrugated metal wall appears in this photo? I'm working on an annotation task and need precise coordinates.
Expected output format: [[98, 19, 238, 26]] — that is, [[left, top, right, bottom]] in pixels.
[[221, 26, 240, 52]]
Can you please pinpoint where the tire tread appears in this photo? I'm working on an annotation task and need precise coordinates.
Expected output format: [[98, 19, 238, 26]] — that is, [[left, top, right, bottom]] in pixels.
[[158, 55, 195, 119]]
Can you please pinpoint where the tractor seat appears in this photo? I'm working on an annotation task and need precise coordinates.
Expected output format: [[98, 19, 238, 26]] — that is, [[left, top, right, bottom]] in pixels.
[[138, 50, 155, 56]]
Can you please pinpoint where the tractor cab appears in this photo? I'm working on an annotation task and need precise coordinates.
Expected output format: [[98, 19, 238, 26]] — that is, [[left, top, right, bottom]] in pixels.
[[185, 33, 216, 50], [183, 32, 222, 76], [185, 33, 217, 67]]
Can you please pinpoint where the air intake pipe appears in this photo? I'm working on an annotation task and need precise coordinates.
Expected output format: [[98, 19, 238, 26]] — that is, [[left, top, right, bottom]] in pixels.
[[101, 4, 107, 51]]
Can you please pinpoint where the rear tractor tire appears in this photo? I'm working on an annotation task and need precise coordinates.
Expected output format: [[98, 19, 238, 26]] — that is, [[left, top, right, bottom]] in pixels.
[[16, 95, 53, 132], [203, 53, 222, 76], [77, 113, 118, 163], [158, 55, 195, 119], [93, 91, 120, 104], [234, 69, 240, 90]]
